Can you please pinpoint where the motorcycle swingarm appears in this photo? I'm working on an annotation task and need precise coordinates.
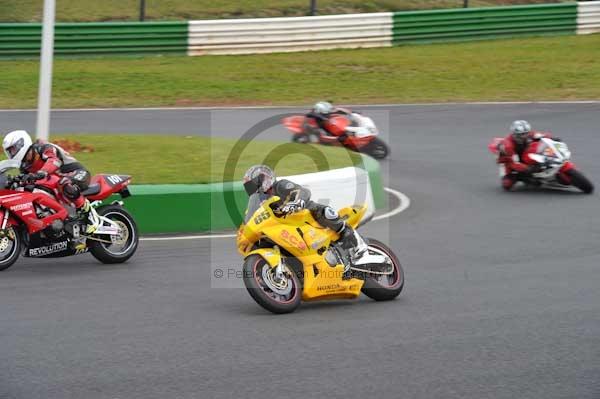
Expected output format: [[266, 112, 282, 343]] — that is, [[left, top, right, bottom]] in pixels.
[[91, 215, 122, 236]]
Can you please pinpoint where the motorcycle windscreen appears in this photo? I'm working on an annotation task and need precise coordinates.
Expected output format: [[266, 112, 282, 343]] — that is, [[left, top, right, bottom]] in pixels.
[[535, 139, 568, 162], [244, 192, 271, 224]]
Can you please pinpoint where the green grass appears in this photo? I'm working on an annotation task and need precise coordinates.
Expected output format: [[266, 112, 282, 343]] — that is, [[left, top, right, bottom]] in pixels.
[[51, 135, 361, 184], [2, 35, 599, 109], [1, 0, 566, 22]]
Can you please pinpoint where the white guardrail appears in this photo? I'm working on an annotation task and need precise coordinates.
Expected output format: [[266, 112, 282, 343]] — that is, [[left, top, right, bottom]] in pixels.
[[188, 12, 393, 56], [283, 167, 376, 221], [578, 1, 600, 34]]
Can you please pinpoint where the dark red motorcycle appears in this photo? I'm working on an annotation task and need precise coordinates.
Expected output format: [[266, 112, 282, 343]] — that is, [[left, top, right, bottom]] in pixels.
[[282, 111, 389, 159], [0, 159, 138, 271]]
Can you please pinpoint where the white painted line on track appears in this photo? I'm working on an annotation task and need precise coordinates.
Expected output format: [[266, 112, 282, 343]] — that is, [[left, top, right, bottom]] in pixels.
[[2, 101, 599, 113], [372, 187, 410, 222], [141, 233, 237, 241], [140, 186, 410, 242]]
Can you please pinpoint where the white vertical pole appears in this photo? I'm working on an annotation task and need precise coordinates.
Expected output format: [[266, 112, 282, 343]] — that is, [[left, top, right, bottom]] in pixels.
[[36, 0, 56, 141]]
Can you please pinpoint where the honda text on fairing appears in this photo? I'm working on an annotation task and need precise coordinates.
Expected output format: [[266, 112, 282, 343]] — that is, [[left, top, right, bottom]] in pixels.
[[237, 194, 404, 314], [488, 137, 594, 194], [0, 159, 138, 271], [282, 110, 390, 159]]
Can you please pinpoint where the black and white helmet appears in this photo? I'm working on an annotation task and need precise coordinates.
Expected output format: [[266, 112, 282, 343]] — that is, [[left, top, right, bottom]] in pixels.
[[243, 165, 275, 196], [510, 120, 532, 144]]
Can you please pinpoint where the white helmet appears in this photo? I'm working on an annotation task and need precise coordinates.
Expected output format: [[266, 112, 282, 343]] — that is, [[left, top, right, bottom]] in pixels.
[[510, 120, 532, 144], [3, 130, 33, 164], [313, 101, 333, 115]]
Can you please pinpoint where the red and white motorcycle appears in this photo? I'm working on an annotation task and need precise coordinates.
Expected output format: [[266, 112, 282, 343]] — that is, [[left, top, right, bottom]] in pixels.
[[488, 137, 594, 193], [283, 111, 389, 159]]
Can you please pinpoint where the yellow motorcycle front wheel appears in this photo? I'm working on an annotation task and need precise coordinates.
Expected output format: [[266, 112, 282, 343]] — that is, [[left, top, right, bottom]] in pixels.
[[243, 254, 302, 314]]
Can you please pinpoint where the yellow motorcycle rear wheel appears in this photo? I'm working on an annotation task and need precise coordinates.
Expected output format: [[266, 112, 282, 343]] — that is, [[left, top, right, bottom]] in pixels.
[[360, 238, 404, 301]]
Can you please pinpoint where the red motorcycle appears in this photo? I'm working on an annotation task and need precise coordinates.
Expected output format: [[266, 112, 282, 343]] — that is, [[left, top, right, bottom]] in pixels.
[[282, 111, 389, 159], [0, 159, 138, 271]]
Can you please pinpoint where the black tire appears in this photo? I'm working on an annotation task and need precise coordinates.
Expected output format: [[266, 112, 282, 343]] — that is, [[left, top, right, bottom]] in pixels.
[[292, 133, 310, 144], [242, 255, 302, 314], [360, 238, 404, 301], [567, 169, 594, 194], [363, 138, 389, 160], [89, 205, 138, 264], [0, 227, 21, 272]]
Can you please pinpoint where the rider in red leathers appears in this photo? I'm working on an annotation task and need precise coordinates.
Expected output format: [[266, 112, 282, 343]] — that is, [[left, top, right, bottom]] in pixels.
[[306, 101, 353, 142], [2, 130, 99, 232], [497, 120, 556, 190]]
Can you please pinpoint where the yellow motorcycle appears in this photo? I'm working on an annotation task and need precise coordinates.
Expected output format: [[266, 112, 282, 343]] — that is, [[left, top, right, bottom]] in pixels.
[[237, 194, 404, 314]]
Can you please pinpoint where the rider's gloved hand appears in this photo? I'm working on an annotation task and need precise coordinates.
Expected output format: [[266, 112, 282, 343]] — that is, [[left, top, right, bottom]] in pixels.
[[497, 142, 507, 156], [337, 133, 348, 143], [24, 171, 48, 183], [279, 199, 305, 214], [22, 174, 36, 183]]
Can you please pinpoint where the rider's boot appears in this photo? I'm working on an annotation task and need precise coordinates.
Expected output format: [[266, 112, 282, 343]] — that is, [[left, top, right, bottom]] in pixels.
[[502, 174, 518, 191], [77, 199, 100, 234], [338, 224, 388, 267], [338, 224, 368, 263]]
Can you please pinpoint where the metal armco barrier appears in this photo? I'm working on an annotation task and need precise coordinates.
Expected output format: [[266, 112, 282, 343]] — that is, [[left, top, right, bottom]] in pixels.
[[392, 3, 577, 44], [0, 21, 187, 58], [187, 13, 393, 56], [577, 0, 600, 34]]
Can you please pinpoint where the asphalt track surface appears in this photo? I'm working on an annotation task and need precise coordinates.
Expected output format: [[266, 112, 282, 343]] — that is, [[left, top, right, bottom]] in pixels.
[[1, 104, 600, 399]]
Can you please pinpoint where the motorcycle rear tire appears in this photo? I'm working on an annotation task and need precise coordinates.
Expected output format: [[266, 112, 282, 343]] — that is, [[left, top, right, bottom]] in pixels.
[[291, 133, 309, 144], [567, 169, 594, 194], [89, 205, 139, 264], [360, 238, 404, 301]]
